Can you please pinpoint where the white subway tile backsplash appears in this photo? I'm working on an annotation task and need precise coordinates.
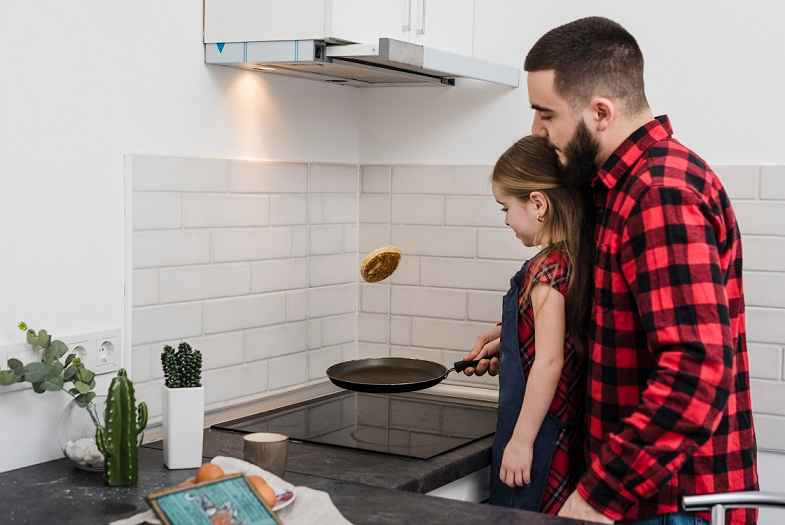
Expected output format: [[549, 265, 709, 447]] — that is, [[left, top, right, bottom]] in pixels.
[[252, 258, 307, 292], [743, 236, 785, 272], [744, 272, 785, 308], [269, 353, 308, 390], [735, 202, 785, 235], [182, 194, 269, 228], [310, 254, 356, 286], [159, 263, 250, 303], [212, 227, 291, 262], [322, 314, 356, 346], [135, 379, 164, 419], [291, 226, 308, 257], [392, 226, 475, 258], [191, 331, 245, 370], [133, 192, 180, 230], [245, 322, 307, 361], [421, 257, 519, 291], [309, 164, 357, 193], [133, 230, 210, 268], [391, 256, 420, 285], [392, 165, 492, 195], [361, 284, 390, 313], [747, 307, 785, 345], [390, 317, 412, 346], [390, 345, 441, 363], [358, 342, 389, 358], [751, 380, 785, 416], [753, 414, 785, 451], [133, 156, 228, 192], [228, 161, 307, 193], [361, 166, 390, 193], [343, 224, 358, 253], [204, 293, 286, 334], [204, 360, 269, 405], [322, 194, 357, 224], [391, 195, 444, 225], [714, 165, 760, 200], [748, 343, 783, 380], [308, 319, 322, 349], [359, 313, 389, 343], [270, 195, 307, 225], [133, 303, 203, 345], [360, 195, 391, 223], [468, 291, 503, 322], [412, 318, 494, 351], [341, 342, 359, 361], [309, 284, 357, 318], [308, 346, 343, 381], [391, 286, 466, 319], [760, 166, 785, 200], [132, 345, 153, 383], [445, 196, 503, 227], [310, 225, 344, 255], [478, 228, 537, 260], [133, 269, 159, 306], [286, 290, 308, 321], [359, 224, 391, 252]]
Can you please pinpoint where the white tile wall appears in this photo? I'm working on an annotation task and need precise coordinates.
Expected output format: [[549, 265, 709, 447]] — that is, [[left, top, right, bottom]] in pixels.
[[131, 157, 785, 453], [131, 156, 358, 416]]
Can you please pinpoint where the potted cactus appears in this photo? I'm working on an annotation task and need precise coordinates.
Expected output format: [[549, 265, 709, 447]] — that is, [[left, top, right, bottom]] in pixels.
[[95, 369, 148, 486], [161, 342, 204, 469]]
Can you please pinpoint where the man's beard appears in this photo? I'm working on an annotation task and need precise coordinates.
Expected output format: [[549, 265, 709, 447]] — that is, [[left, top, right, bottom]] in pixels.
[[559, 120, 600, 190]]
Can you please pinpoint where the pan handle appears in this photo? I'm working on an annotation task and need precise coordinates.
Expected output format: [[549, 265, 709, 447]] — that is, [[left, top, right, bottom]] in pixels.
[[451, 360, 482, 373]]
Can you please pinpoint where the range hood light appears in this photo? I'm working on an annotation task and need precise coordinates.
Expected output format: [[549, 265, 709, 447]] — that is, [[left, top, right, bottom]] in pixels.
[[253, 66, 277, 71]]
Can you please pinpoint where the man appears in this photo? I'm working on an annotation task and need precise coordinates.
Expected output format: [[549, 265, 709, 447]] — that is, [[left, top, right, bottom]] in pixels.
[[465, 16, 758, 525]]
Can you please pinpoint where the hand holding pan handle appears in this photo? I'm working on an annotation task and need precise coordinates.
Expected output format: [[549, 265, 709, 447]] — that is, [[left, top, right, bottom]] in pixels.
[[450, 360, 482, 374]]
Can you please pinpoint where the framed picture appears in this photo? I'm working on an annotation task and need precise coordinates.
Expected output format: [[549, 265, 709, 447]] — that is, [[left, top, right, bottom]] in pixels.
[[147, 473, 283, 525]]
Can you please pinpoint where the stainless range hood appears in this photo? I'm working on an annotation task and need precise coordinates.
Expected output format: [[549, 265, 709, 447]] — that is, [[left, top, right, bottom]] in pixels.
[[204, 38, 520, 88]]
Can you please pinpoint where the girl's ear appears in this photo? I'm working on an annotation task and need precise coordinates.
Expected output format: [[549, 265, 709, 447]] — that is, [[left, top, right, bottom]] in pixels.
[[529, 191, 549, 216]]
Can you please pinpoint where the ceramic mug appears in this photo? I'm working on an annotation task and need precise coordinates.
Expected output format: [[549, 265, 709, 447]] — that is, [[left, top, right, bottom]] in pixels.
[[242, 432, 289, 477]]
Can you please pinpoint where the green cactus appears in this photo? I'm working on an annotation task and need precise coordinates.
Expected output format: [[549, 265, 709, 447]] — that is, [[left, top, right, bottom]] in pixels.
[[95, 369, 148, 486]]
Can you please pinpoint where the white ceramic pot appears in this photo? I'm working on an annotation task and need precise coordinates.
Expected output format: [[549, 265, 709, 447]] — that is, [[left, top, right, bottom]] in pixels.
[[162, 385, 204, 469]]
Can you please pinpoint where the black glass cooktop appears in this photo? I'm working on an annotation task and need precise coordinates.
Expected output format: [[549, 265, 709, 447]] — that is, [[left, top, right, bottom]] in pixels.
[[212, 391, 497, 460]]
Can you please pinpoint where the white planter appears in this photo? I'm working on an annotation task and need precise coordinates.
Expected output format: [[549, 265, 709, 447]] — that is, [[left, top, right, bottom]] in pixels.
[[162, 385, 204, 469]]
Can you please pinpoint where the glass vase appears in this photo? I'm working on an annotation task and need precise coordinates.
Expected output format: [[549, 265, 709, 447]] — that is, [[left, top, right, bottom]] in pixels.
[[58, 395, 106, 472]]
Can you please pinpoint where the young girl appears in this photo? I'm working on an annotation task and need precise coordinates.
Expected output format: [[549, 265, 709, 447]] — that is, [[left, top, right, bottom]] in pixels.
[[464, 135, 592, 514]]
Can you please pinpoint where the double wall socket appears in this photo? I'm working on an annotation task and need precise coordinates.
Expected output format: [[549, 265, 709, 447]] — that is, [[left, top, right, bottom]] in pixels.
[[0, 328, 122, 394]]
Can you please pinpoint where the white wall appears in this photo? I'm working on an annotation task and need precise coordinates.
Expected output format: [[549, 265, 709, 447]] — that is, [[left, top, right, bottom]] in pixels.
[[0, 0, 358, 472], [356, 0, 785, 165]]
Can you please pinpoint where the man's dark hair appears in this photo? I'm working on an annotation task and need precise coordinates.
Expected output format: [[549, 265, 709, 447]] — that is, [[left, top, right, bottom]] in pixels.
[[525, 17, 649, 114]]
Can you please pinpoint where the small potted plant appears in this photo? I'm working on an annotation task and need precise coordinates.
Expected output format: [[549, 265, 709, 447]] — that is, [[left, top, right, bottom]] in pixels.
[[161, 342, 204, 469]]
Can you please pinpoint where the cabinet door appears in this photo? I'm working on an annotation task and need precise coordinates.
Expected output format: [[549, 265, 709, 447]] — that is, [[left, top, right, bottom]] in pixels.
[[329, 0, 413, 44], [412, 0, 474, 55], [204, 0, 328, 43], [472, 0, 528, 68]]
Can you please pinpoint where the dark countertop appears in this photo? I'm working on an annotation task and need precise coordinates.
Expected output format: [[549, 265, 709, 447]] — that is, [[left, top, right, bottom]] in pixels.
[[0, 424, 591, 524], [143, 428, 494, 493]]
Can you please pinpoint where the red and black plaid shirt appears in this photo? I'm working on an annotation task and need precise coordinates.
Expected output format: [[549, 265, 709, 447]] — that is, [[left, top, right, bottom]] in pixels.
[[577, 116, 759, 524]]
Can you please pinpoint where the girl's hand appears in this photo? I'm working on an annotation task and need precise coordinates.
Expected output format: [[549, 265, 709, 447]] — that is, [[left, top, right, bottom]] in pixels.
[[500, 438, 533, 487], [463, 325, 502, 376]]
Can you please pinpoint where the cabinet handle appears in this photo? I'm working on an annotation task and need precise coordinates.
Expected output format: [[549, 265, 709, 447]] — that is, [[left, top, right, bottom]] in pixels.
[[416, 0, 426, 35], [402, 0, 412, 32]]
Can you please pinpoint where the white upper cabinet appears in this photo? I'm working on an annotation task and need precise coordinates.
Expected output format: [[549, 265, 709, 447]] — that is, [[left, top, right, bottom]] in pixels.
[[410, 0, 474, 56], [328, 0, 413, 44], [204, 0, 328, 43], [204, 0, 474, 55]]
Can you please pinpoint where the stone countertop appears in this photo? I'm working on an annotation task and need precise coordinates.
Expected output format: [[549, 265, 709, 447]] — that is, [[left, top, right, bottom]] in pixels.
[[144, 428, 494, 493], [0, 446, 590, 525]]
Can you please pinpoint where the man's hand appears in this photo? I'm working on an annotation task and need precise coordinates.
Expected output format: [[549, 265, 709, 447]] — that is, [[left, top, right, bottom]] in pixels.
[[558, 490, 613, 524], [463, 326, 501, 376], [500, 438, 533, 487]]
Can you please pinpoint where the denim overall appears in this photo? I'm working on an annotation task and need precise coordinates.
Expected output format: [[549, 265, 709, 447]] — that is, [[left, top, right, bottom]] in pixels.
[[490, 261, 563, 510]]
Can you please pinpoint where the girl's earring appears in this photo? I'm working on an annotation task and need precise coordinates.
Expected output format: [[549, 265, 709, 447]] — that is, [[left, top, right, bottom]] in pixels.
[[536, 215, 544, 223]]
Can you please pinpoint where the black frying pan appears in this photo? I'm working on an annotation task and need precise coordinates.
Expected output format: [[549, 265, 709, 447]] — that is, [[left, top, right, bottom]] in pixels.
[[326, 357, 482, 393]]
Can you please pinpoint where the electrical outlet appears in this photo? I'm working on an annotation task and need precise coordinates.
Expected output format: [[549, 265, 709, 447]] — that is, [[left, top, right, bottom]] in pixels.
[[93, 336, 121, 374]]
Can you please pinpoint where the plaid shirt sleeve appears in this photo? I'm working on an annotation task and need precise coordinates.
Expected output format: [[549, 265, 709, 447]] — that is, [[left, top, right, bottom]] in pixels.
[[577, 184, 734, 519]]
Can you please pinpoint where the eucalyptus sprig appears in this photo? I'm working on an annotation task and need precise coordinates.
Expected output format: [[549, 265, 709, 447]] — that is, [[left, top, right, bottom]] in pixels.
[[0, 322, 98, 411]]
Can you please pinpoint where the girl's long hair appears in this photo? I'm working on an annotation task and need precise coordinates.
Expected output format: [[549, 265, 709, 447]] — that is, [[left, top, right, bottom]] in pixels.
[[492, 135, 594, 356]]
